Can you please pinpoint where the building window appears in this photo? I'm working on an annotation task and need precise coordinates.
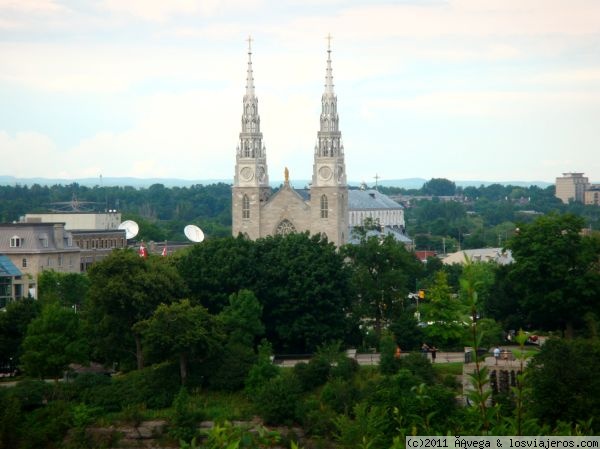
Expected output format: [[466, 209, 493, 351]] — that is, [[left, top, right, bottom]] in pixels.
[[276, 219, 296, 236], [40, 235, 49, 248], [69, 256, 74, 268], [10, 236, 22, 248], [22, 258, 27, 268], [47, 257, 52, 267], [242, 194, 250, 219], [58, 255, 63, 267], [320, 195, 328, 218]]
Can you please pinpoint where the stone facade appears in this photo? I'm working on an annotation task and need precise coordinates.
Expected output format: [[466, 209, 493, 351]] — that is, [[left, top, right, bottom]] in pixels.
[[232, 39, 348, 246], [0, 223, 81, 299], [21, 212, 126, 271]]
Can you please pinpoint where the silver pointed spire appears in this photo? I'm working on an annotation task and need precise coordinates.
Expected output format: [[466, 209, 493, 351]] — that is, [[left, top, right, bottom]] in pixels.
[[245, 35, 255, 97], [324, 33, 334, 95]]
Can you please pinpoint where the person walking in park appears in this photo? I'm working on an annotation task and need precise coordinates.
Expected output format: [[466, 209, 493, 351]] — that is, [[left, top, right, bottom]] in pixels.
[[493, 346, 501, 365], [430, 346, 438, 363], [394, 345, 402, 359]]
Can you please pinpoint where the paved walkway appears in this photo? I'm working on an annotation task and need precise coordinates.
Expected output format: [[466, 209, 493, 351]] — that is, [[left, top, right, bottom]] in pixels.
[[276, 351, 467, 367]]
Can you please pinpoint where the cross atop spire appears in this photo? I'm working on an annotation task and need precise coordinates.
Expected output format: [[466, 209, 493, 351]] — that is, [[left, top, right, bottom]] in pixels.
[[245, 35, 255, 97], [324, 33, 334, 95]]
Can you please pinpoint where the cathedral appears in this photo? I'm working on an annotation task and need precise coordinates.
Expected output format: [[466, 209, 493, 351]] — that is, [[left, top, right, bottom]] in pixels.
[[232, 39, 349, 246]]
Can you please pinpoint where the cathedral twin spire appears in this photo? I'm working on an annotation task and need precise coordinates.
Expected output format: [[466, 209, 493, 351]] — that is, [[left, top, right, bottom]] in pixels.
[[316, 34, 343, 159], [238, 36, 265, 162], [237, 35, 345, 182]]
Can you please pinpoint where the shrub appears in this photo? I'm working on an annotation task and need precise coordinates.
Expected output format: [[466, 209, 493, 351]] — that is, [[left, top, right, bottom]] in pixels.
[[209, 342, 257, 391], [0, 394, 23, 449], [379, 332, 401, 375], [6, 379, 52, 411], [333, 402, 389, 449], [169, 387, 203, 442], [330, 356, 359, 381], [119, 403, 146, 428], [254, 371, 302, 425], [294, 356, 330, 392], [20, 400, 73, 449], [68, 373, 112, 404], [300, 397, 338, 437], [399, 352, 435, 384], [320, 377, 360, 414], [79, 362, 181, 412], [245, 345, 280, 397]]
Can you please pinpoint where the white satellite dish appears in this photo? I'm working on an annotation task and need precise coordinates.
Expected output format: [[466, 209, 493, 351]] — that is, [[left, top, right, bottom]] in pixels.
[[184, 224, 205, 243], [118, 220, 139, 240]]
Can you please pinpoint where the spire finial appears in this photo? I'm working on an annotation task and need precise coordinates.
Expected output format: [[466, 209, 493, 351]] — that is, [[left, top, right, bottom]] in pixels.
[[324, 33, 334, 95], [246, 35, 253, 54], [245, 35, 255, 96]]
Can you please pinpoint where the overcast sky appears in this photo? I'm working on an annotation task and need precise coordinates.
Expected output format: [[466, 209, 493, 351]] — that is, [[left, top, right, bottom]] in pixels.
[[1, 0, 599, 184]]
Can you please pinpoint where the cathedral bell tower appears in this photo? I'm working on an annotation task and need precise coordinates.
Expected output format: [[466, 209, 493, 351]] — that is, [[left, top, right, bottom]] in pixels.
[[232, 37, 270, 240], [310, 36, 349, 245]]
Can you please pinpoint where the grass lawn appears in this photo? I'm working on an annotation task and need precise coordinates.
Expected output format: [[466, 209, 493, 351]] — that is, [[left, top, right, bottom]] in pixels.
[[192, 390, 255, 422], [433, 362, 463, 376]]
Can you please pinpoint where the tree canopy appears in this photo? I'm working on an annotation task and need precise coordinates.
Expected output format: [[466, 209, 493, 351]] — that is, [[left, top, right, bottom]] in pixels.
[[507, 213, 600, 336], [421, 178, 456, 196], [21, 303, 88, 379], [136, 299, 219, 384], [85, 249, 186, 369], [343, 234, 423, 333]]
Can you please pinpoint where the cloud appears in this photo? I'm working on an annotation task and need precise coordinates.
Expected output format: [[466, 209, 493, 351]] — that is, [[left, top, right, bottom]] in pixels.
[[274, 0, 600, 43], [60, 88, 239, 179], [0, 0, 67, 14], [100, 0, 264, 22], [0, 131, 60, 177], [0, 42, 240, 93]]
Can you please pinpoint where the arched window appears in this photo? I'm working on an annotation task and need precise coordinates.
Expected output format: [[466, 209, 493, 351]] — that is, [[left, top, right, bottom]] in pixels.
[[276, 219, 296, 236], [242, 195, 250, 219], [320, 195, 328, 218]]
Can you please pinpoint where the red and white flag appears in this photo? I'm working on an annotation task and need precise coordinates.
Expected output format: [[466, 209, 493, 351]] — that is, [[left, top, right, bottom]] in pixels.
[[139, 242, 147, 258], [161, 245, 167, 257]]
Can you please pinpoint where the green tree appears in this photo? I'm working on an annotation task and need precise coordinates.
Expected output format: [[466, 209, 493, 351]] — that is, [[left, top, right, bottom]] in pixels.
[[420, 271, 467, 348], [389, 311, 423, 352], [507, 213, 600, 336], [21, 303, 88, 378], [178, 233, 352, 353], [527, 338, 600, 430], [176, 236, 256, 313], [219, 289, 264, 346], [86, 249, 186, 370], [37, 271, 89, 309], [343, 234, 422, 333], [136, 299, 220, 385], [252, 233, 353, 353], [0, 298, 40, 370], [421, 178, 456, 196]]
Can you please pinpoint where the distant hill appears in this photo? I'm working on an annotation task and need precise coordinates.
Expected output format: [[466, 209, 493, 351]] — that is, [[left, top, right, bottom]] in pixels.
[[0, 176, 231, 188], [0, 175, 555, 189]]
